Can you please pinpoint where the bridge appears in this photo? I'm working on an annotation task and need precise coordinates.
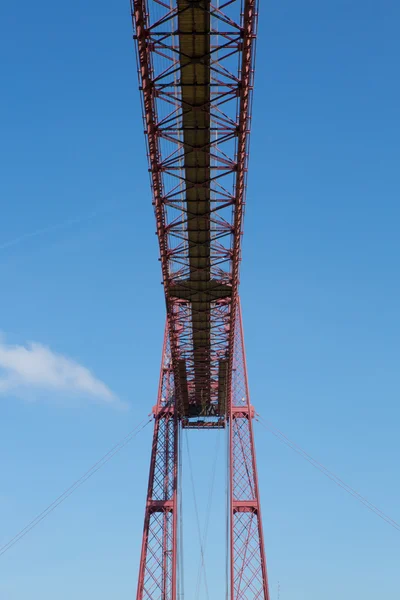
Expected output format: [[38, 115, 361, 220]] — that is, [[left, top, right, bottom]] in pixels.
[[131, 0, 268, 598]]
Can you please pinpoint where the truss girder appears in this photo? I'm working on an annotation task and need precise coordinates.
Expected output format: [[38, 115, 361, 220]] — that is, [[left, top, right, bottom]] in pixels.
[[132, 0, 258, 419]]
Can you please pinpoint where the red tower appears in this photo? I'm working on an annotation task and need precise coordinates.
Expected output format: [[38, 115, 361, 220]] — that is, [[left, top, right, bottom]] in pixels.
[[131, 0, 269, 597]]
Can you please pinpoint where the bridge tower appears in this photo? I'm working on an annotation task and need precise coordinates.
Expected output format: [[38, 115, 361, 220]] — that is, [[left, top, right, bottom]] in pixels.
[[131, 1, 269, 598]]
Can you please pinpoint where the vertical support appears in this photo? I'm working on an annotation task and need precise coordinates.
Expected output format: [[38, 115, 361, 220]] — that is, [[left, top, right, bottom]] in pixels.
[[229, 300, 270, 600], [137, 326, 178, 600]]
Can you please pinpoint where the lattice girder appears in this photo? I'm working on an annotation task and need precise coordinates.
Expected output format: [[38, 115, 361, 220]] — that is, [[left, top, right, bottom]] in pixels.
[[132, 0, 258, 420]]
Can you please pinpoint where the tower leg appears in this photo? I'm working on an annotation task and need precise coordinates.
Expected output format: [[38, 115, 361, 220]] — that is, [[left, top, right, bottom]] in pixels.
[[229, 302, 270, 599], [137, 328, 178, 600]]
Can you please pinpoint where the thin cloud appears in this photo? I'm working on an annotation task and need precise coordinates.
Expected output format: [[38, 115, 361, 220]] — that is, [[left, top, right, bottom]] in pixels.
[[0, 337, 117, 405], [0, 208, 108, 252]]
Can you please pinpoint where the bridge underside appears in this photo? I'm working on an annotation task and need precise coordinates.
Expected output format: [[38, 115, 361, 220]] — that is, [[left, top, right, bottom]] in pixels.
[[133, 0, 257, 423], [171, 0, 233, 421]]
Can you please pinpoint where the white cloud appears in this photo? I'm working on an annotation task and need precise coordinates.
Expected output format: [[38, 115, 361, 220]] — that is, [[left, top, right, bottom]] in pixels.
[[0, 337, 117, 405]]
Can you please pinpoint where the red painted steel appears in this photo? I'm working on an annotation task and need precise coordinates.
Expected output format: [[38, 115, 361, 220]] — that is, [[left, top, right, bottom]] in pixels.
[[137, 308, 270, 599], [132, 0, 259, 421], [136, 329, 179, 600], [229, 302, 269, 599], [132, 1, 269, 598]]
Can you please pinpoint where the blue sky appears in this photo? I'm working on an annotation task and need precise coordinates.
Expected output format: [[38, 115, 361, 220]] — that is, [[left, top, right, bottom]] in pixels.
[[1, 0, 399, 598]]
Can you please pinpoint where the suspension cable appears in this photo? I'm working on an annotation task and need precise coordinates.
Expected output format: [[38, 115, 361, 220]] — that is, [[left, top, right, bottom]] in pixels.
[[256, 414, 400, 532], [184, 430, 210, 600], [0, 416, 152, 558], [194, 432, 220, 600]]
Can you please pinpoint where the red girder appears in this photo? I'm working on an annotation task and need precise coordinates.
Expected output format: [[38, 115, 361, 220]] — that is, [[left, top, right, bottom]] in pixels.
[[132, 0, 258, 421], [227, 0, 258, 417], [132, 3, 270, 599]]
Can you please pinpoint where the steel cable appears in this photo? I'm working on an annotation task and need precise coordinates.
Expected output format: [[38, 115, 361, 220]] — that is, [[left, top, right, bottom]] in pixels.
[[256, 414, 400, 532], [194, 432, 220, 600], [184, 430, 210, 600], [0, 416, 152, 558]]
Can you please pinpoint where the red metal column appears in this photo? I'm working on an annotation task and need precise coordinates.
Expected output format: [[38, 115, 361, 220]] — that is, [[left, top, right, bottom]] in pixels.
[[137, 327, 178, 600], [229, 301, 270, 600]]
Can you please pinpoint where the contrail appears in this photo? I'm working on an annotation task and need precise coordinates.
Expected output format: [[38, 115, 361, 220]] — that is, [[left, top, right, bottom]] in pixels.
[[0, 208, 107, 251]]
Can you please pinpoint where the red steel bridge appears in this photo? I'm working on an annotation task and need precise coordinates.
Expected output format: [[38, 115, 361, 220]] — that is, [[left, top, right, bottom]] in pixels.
[[131, 0, 268, 597]]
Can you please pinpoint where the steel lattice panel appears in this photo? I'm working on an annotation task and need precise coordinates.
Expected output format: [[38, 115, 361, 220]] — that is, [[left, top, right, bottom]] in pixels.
[[230, 304, 270, 600], [233, 512, 265, 599], [142, 511, 174, 600], [136, 330, 179, 600], [232, 416, 256, 501]]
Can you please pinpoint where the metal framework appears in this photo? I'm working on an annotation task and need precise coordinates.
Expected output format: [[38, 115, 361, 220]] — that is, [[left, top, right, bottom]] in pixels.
[[230, 303, 269, 599], [136, 307, 268, 599], [136, 329, 179, 599], [131, 0, 269, 598], [132, 0, 258, 421]]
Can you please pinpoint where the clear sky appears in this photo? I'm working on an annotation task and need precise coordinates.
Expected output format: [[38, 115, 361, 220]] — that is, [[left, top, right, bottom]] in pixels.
[[1, 0, 399, 598]]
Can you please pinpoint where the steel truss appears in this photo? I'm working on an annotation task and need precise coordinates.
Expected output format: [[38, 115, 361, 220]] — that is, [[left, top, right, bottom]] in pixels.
[[136, 330, 179, 600], [132, 0, 268, 597], [136, 306, 269, 600], [132, 0, 259, 420], [230, 303, 269, 599]]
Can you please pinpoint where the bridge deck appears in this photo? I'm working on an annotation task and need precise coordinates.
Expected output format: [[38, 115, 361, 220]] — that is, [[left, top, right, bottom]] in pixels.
[[132, 0, 258, 422]]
